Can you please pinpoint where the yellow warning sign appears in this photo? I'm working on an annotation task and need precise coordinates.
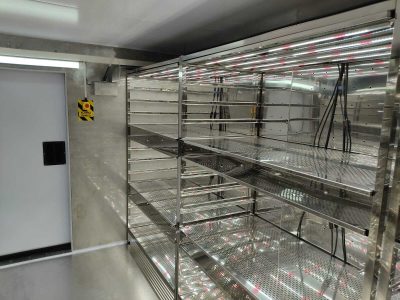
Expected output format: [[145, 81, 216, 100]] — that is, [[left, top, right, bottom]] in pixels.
[[78, 98, 94, 121]]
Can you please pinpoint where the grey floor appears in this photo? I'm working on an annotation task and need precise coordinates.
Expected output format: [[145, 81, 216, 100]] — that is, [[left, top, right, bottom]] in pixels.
[[0, 245, 158, 300]]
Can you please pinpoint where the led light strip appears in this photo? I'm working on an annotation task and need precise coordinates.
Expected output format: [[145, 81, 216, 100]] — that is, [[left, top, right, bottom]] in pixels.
[[314, 70, 387, 78], [243, 59, 299, 70], [225, 34, 392, 68], [293, 36, 392, 57], [0, 55, 79, 69], [204, 24, 391, 66], [316, 45, 391, 59], [256, 52, 391, 73], [288, 61, 387, 74], [298, 65, 388, 76]]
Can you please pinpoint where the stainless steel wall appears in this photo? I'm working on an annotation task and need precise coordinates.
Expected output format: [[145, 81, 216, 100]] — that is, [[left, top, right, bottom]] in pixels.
[[66, 63, 127, 250]]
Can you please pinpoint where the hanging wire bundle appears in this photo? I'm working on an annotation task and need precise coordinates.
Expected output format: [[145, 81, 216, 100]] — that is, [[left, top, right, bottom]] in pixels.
[[304, 64, 352, 263], [313, 63, 352, 152], [209, 77, 229, 132], [209, 76, 230, 193], [209, 77, 220, 130]]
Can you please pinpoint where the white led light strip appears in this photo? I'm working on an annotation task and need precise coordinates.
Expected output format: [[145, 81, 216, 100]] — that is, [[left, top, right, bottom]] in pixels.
[[225, 34, 392, 69], [204, 24, 391, 65], [316, 45, 391, 59], [0, 55, 79, 69], [254, 52, 390, 72], [293, 36, 393, 57]]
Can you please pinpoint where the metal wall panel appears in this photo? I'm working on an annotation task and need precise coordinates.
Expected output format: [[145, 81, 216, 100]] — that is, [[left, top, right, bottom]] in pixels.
[[67, 64, 127, 250]]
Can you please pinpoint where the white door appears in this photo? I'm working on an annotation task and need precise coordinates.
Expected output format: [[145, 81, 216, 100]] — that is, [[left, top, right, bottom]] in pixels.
[[0, 68, 71, 256]]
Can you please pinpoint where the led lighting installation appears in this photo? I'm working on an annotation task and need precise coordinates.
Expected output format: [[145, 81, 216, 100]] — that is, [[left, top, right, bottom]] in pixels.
[[0, 55, 80, 69], [137, 21, 393, 85], [0, 0, 78, 24]]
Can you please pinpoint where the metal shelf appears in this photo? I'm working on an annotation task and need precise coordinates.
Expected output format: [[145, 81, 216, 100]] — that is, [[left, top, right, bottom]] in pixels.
[[135, 189, 249, 225], [129, 178, 178, 193], [129, 172, 252, 226], [129, 225, 228, 299], [182, 215, 363, 300], [129, 124, 247, 141], [184, 137, 377, 197], [152, 196, 249, 225], [126, 7, 400, 299], [128, 124, 372, 234], [184, 153, 371, 235], [129, 125, 378, 200], [129, 200, 233, 299]]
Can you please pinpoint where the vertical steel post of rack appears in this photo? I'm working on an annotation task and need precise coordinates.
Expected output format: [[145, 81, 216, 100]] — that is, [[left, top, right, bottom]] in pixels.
[[366, 57, 400, 300], [362, 4, 400, 298], [374, 1, 400, 297], [125, 68, 130, 242], [175, 56, 185, 300], [376, 84, 400, 298]]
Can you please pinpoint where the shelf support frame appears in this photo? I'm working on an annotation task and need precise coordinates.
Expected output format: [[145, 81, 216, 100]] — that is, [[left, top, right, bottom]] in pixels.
[[362, 2, 400, 295], [174, 56, 186, 300], [373, 1, 400, 298]]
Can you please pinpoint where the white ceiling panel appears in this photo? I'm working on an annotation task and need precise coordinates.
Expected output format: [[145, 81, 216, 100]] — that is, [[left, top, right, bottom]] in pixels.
[[0, 0, 383, 54]]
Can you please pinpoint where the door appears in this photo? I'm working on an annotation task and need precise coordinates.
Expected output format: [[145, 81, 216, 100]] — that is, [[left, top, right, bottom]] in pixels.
[[0, 68, 71, 257]]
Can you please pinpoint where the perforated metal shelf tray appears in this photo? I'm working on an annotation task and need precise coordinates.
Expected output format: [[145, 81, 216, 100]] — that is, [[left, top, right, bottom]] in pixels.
[[129, 200, 230, 299], [130, 180, 250, 226], [129, 124, 377, 198], [130, 125, 376, 235], [182, 215, 363, 300], [129, 178, 178, 193], [184, 153, 371, 235], [130, 124, 178, 139], [185, 137, 377, 197], [130, 227, 228, 299], [129, 124, 248, 141], [150, 195, 249, 225]]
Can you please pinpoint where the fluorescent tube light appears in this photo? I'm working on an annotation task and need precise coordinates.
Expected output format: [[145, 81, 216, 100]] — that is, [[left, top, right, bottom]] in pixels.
[[0, 55, 80, 69], [0, 0, 78, 24]]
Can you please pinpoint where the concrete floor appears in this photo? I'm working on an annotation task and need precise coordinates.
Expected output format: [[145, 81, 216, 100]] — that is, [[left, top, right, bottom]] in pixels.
[[0, 245, 158, 300]]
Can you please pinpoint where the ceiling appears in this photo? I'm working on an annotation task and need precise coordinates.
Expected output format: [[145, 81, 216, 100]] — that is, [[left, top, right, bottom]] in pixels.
[[0, 0, 383, 55]]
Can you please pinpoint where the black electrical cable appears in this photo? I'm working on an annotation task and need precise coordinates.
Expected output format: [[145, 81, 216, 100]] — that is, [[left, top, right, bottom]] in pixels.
[[333, 225, 339, 256], [214, 84, 220, 125], [344, 63, 352, 152], [207, 175, 215, 201], [324, 92, 339, 149], [218, 77, 226, 132], [330, 223, 334, 255], [342, 228, 347, 263], [315, 74, 342, 148], [210, 77, 218, 130], [297, 211, 306, 238], [340, 91, 346, 152], [324, 64, 345, 149], [314, 63, 342, 147], [337, 63, 352, 153], [314, 63, 352, 153], [313, 77, 339, 147], [343, 64, 348, 152], [317, 95, 336, 147]]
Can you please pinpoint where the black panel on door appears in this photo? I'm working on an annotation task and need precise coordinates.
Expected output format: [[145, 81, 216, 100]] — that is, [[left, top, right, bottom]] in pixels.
[[42, 141, 66, 166]]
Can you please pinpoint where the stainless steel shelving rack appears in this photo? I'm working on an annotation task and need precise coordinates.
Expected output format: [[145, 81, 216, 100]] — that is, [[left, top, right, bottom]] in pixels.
[[127, 1, 400, 299]]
